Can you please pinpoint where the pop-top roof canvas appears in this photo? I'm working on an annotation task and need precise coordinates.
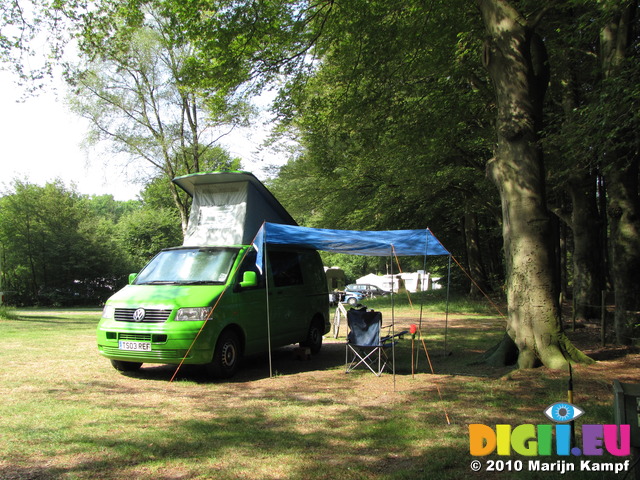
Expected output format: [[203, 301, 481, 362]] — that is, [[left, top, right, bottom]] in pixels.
[[173, 171, 297, 246]]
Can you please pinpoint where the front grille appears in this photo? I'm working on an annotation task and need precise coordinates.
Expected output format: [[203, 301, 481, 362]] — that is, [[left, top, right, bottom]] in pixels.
[[101, 346, 187, 359], [118, 333, 152, 342], [115, 308, 172, 323]]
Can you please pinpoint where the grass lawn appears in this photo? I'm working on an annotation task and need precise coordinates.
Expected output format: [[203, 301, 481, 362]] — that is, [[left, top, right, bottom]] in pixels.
[[0, 302, 637, 479]]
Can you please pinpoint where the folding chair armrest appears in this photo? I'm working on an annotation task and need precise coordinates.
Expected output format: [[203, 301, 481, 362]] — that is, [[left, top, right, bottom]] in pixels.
[[381, 325, 408, 336], [380, 330, 408, 343]]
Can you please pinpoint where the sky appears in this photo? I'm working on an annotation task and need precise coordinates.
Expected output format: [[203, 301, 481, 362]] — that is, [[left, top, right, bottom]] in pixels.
[[0, 71, 286, 201]]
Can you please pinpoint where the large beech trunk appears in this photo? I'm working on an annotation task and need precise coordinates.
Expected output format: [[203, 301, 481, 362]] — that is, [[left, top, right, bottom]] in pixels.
[[607, 164, 640, 345], [569, 173, 604, 322], [464, 212, 490, 297], [477, 0, 592, 368], [600, 2, 640, 345]]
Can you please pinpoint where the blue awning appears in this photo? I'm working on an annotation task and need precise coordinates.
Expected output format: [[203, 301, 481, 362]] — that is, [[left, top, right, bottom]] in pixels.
[[253, 222, 449, 272]]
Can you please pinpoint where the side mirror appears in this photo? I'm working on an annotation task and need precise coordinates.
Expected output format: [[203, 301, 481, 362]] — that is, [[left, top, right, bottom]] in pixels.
[[128, 273, 138, 285], [239, 271, 258, 288]]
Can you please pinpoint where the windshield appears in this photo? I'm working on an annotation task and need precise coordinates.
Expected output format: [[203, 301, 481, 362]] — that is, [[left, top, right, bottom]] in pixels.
[[134, 248, 239, 285]]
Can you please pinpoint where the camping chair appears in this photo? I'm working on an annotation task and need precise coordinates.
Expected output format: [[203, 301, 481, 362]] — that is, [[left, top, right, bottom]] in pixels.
[[345, 308, 406, 376]]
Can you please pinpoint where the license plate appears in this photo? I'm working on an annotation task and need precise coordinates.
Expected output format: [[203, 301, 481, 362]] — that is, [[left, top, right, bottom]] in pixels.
[[118, 341, 151, 352]]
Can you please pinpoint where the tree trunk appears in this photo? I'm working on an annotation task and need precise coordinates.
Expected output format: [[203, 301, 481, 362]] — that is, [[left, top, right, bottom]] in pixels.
[[556, 49, 604, 322], [600, 1, 640, 345], [557, 216, 568, 302], [477, 0, 592, 368], [464, 212, 490, 297], [169, 181, 190, 237], [607, 164, 640, 344], [569, 172, 604, 322]]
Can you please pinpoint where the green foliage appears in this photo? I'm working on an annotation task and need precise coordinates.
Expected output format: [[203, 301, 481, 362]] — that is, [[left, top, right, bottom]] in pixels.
[[0, 180, 131, 305], [539, 1, 640, 187], [83, 194, 140, 222], [544, 58, 640, 178], [266, 0, 501, 286], [139, 177, 180, 211], [320, 252, 387, 284], [0, 179, 184, 306], [66, 9, 247, 230], [68, 19, 245, 169], [116, 207, 183, 270], [0, 305, 18, 320]]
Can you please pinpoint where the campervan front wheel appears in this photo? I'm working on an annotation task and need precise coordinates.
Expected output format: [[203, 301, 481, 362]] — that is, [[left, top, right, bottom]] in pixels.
[[207, 330, 241, 379], [110, 360, 142, 372], [301, 318, 324, 355]]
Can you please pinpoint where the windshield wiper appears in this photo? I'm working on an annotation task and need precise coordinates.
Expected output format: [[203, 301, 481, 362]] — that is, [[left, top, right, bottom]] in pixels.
[[137, 280, 178, 285], [136, 280, 221, 285], [180, 280, 218, 285]]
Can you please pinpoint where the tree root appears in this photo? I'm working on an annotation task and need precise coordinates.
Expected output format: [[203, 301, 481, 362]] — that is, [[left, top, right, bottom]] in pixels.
[[476, 331, 594, 369]]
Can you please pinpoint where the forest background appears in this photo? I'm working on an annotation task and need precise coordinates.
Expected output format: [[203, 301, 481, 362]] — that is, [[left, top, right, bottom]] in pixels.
[[0, 0, 639, 369]]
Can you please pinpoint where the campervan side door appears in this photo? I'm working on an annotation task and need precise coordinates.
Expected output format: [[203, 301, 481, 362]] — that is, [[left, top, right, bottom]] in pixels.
[[222, 250, 269, 355], [265, 249, 309, 346]]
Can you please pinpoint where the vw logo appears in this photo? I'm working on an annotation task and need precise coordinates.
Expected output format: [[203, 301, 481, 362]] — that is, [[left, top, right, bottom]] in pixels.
[[132, 308, 146, 322]]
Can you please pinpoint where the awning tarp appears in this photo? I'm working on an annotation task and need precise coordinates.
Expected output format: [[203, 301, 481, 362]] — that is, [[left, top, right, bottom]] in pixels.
[[252, 222, 451, 380], [254, 223, 449, 272]]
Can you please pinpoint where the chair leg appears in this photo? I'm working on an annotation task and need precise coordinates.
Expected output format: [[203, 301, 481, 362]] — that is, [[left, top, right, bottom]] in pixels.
[[346, 345, 386, 376]]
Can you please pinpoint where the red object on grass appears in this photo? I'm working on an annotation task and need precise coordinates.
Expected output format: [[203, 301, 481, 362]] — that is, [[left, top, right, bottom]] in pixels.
[[410, 324, 417, 335]]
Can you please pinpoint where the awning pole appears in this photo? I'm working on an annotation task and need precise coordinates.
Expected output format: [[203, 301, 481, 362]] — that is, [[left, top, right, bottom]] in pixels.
[[391, 245, 396, 391], [264, 242, 273, 378], [444, 255, 451, 357], [417, 230, 430, 370], [421, 229, 429, 332]]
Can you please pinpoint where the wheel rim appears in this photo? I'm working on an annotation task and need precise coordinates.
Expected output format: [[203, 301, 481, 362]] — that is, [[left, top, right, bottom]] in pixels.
[[310, 327, 320, 346], [221, 341, 237, 368]]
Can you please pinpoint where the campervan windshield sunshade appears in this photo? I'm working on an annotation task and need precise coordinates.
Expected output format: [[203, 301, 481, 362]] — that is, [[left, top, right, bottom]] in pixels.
[[134, 248, 238, 285]]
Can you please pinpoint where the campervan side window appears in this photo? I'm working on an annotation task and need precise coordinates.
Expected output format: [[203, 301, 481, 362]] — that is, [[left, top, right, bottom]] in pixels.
[[268, 251, 304, 287], [236, 251, 264, 288]]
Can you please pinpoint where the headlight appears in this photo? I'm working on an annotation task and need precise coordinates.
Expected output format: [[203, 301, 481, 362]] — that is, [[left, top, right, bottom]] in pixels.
[[102, 305, 115, 319], [175, 307, 212, 321]]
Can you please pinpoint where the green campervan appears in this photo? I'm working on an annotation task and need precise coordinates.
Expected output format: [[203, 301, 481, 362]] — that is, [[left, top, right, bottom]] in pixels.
[[96, 172, 330, 378]]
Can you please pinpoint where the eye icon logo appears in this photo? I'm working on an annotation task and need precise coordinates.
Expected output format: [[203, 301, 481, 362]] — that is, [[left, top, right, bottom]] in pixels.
[[544, 402, 585, 423]]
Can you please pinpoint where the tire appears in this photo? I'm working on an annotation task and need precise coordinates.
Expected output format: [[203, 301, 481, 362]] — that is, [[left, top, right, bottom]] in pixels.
[[207, 330, 241, 379], [347, 297, 358, 306], [110, 360, 142, 372], [301, 319, 324, 355]]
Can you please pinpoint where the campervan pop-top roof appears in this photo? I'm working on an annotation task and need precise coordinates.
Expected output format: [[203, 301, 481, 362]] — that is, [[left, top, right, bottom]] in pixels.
[[173, 171, 297, 246]]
